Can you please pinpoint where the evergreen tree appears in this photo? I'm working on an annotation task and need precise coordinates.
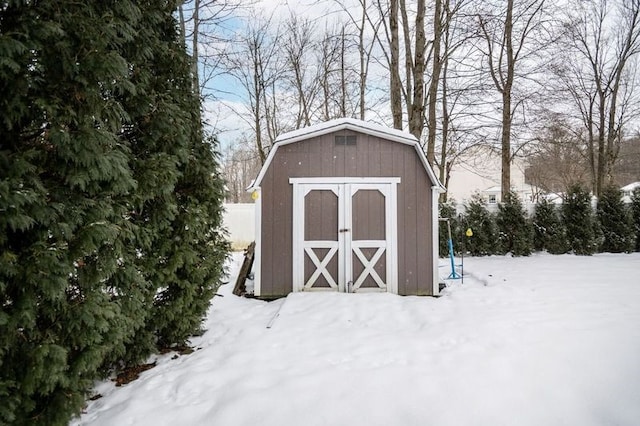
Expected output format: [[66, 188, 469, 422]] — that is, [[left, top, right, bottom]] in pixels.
[[106, 0, 198, 366], [153, 133, 229, 347], [496, 191, 533, 256], [597, 185, 634, 253], [633, 189, 640, 252], [462, 194, 498, 256], [562, 184, 597, 255], [532, 198, 568, 254], [113, 1, 229, 362], [0, 1, 228, 423], [1, 2, 143, 423]]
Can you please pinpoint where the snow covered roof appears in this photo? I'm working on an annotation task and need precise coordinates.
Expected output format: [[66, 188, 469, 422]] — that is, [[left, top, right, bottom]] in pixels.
[[482, 184, 535, 194], [483, 185, 501, 193], [249, 118, 444, 191], [273, 118, 418, 145], [621, 182, 640, 192], [544, 192, 564, 204]]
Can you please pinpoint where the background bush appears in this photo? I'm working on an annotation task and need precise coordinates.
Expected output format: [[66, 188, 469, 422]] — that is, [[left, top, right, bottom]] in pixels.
[[461, 194, 498, 256], [439, 185, 638, 257], [532, 198, 568, 254], [496, 191, 533, 256], [629, 189, 640, 252], [597, 186, 634, 253], [562, 184, 598, 255]]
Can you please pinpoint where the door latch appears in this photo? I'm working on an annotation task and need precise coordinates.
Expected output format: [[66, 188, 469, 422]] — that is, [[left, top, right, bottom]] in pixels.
[[339, 228, 350, 233]]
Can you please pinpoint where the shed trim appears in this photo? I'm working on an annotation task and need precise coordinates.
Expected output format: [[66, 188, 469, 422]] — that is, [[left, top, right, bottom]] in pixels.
[[253, 188, 262, 296], [289, 177, 402, 185], [431, 185, 440, 296]]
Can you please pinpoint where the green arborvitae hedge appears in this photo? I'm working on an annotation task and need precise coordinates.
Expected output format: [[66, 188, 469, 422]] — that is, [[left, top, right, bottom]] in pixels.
[[111, 0, 229, 366], [462, 194, 498, 256], [496, 191, 533, 256], [437, 187, 637, 258], [632, 189, 640, 252], [562, 184, 598, 255], [597, 185, 634, 253], [0, 1, 228, 424], [532, 197, 568, 254]]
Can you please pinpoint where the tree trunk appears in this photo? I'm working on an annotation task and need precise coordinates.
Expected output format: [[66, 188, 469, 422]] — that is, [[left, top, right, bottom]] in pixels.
[[501, 0, 515, 201], [596, 88, 606, 196], [341, 25, 347, 117], [389, 0, 402, 129], [408, 0, 426, 141], [191, 0, 200, 93], [399, 0, 413, 124], [178, 5, 186, 45], [253, 52, 265, 164], [426, 0, 442, 165], [438, 38, 449, 203], [587, 98, 596, 195], [501, 90, 512, 200], [359, 0, 367, 120]]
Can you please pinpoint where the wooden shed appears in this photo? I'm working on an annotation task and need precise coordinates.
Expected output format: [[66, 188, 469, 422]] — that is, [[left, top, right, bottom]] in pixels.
[[248, 118, 444, 298]]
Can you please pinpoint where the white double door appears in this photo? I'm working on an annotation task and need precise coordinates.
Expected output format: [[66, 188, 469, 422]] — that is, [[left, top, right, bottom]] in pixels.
[[291, 178, 399, 294]]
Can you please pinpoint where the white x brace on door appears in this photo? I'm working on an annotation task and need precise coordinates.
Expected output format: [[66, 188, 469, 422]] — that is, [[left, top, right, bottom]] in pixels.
[[290, 177, 399, 294]]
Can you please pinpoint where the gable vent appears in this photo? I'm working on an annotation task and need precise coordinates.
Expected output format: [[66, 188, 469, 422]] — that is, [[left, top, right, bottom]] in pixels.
[[335, 135, 357, 145]]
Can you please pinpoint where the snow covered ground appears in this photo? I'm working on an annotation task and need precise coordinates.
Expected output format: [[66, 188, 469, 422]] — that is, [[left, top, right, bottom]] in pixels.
[[72, 253, 640, 426]]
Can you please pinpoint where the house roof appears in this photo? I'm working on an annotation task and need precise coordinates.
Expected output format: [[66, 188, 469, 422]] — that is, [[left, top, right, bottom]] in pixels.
[[249, 118, 445, 191], [621, 181, 640, 192], [483, 185, 501, 193], [482, 184, 536, 194]]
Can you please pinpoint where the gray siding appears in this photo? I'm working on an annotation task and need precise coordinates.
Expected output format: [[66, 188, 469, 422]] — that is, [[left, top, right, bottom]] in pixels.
[[260, 130, 434, 297]]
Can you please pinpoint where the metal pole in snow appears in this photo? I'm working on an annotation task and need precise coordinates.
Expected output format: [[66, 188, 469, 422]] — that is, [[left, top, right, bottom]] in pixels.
[[446, 219, 461, 279], [459, 214, 464, 284]]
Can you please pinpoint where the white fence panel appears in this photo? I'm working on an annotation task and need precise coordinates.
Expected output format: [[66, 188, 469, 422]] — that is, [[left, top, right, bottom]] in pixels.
[[223, 203, 255, 249]]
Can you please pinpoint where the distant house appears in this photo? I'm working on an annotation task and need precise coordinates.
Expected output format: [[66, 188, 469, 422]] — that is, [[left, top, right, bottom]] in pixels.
[[621, 182, 640, 203], [445, 145, 536, 209], [481, 184, 538, 213]]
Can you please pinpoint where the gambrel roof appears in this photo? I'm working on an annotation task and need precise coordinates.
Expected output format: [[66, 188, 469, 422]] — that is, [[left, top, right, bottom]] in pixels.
[[250, 118, 445, 191]]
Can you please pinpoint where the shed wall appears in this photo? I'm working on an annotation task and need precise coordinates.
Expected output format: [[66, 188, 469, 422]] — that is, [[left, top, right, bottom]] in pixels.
[[259, 130, 434, 297]]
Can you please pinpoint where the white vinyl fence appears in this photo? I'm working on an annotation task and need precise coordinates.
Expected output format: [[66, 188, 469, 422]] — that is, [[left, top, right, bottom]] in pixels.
[[223, 203, 255, 249]]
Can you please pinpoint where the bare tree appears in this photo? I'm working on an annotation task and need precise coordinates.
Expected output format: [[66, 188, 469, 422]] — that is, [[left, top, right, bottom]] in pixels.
[[178, 0, 244, 96], [426, 0, 444, 164], [283, 14, 318, 128], [221, 136, 263, 203], [556, 0, 640, 196], [371, 0, 430, 138], [612, 135, 640, 184], [334, 0, 384, 120], [318, 26, 347, 121], [526, 120, 590, 194], [389, 0, 403, 128], [477, 0, 547, 200], [431, 0, 480, 200], [222, 16, 283, 163], [314, 24, 363, 121], [400, 0, 428, 140]]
